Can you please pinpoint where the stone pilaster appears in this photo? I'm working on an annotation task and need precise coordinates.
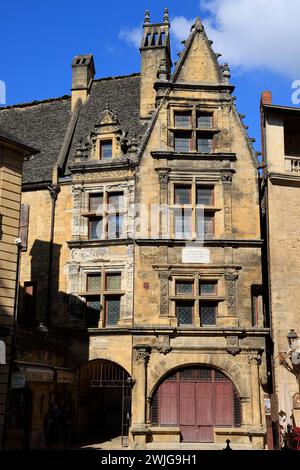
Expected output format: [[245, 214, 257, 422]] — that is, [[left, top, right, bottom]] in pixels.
[[132, 345, 151, 427], [225, 271, 238, 317], [158, 271, 169, 316], [221, 172, 233, 237], [248, 353, 263, 428]]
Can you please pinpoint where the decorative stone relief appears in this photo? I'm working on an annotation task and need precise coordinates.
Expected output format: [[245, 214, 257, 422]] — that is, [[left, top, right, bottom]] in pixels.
[[226, 336, 241, 356], [158, 271, 169, 316], [156, 335, 172, 355], [248, 353, 262, 366], [134, 345, 151, 363], [225, 271, 238, 316], [156, 169, 170, 190]]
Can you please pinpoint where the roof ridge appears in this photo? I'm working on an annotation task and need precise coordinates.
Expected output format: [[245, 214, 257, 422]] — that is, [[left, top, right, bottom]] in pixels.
[[0, 94, 70, 110], [93, 72, 140, 83]]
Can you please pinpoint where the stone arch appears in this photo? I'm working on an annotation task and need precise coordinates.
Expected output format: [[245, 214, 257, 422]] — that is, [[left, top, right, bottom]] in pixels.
[[148, 353, 250, 399], [76, 356, 131, 377]]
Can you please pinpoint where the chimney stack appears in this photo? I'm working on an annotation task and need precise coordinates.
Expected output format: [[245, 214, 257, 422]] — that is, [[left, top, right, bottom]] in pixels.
[[261, 90, 272, 106], [71, 54, 95, 111], [139, 10, 172, 118]]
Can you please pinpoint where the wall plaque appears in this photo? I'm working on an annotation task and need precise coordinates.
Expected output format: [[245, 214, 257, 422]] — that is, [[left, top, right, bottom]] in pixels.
[[182, 247, 210, 264]]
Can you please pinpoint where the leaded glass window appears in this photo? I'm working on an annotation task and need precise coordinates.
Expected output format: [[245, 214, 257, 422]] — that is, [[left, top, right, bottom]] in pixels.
[[86, 297, 101, 328], [106, 273, 121, 291], [87, 274, 101, 292], [200, 303, 217, 326], [200, 282, 217, 295], [197, 136, 213, 153], [176, 301, 193, 325], [197, 113, 213, 128], [176, 281, 193, 295], [89, 217, 103, 240], [174, 112, 192, 128], [106, 297, 121, 326], [174, 132, 192, 152], [174, 209, 192, 239], [108, 192, 124, 210], [196, 186, 214, 206], [89, 193, 103, 212], [174, 185, 191, 205]]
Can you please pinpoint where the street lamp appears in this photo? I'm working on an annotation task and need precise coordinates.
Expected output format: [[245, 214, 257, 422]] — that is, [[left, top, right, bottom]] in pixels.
[[287, 329, 298, 348]]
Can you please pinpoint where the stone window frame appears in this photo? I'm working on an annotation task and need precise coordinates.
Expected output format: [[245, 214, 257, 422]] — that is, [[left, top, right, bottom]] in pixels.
[[168, 104, 220, 153], [79, 264, 126, 328], [169, 273, 225, 327], [168, 176, 222, 240], [80, 183, 130, 241], [95, 133, 117, 160]]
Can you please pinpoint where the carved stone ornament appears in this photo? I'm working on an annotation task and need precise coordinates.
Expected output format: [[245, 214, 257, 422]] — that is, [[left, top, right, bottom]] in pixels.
[[158, 271, 169, 316], [134, 345, 151, 363], [225, 271, 238, 316], [157, 169, 170, 189], [248, 353, 262, 366], [221, 173, 232, 184], [226, 336, 241, 356]]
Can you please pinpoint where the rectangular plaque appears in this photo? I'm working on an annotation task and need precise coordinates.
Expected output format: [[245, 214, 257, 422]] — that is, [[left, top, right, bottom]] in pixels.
[[182, 247, 210, 264]]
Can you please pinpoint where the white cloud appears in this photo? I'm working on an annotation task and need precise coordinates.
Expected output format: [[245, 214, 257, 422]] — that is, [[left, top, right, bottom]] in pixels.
[[200, 0, 300, 78], [119, 26, 142, 48], [171, 16, 195, 43]]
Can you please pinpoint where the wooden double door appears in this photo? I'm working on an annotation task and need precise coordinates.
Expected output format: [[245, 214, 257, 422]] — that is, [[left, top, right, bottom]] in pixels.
[[158, 368, 235, 442]]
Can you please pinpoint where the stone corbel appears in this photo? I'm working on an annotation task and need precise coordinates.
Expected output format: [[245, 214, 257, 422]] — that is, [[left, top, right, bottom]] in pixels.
[[134, 345, 151, 364], [156, 168, 170, 190], [226, 335, 241, 356]]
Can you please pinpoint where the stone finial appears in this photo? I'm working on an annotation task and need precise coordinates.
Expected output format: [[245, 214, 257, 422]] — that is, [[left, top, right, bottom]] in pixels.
[[192, 17, 204, 33], [144, 9, 150, 26], [157, 58, 168, 81], [163, 8, 170, 25], [222, 63, 231, 84]]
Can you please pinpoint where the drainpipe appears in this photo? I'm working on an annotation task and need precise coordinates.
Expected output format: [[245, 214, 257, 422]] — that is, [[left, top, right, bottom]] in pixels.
[[46, 183, 60, 325]]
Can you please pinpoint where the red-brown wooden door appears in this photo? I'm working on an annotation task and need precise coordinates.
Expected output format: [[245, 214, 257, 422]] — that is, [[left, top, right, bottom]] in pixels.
[[196, 383, 214, 442], [160, 381, 178, 425]]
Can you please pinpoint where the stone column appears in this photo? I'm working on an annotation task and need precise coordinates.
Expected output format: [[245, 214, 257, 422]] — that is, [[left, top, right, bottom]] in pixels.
[[132, 345, 151, 430], [248, 353, 263, 427]]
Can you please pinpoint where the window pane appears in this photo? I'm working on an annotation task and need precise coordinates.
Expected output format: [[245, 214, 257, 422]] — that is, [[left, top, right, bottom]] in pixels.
[[174, 113, 191, 127], [101, 140, 112, 159], [108, 214, 123, 238], [174, 209, 192, 239], [196, 186, 214, 205], [174, 133, 191, 152], [176, 281, 193, 294], [200, 282, 217, 295], [200, 303, 217, 326], [176, 301, 193, 325], [197, 113, 213, 128], [174, 185, 191, 204], [196, 212, 214, 239], [197, 136, 213, 153], [87, 274, 101, 292], [86, 297, 100, 328], [106, 273, 121, 290], [106, 297, 120, 325], [89, 193, 103, 212], [108, 192, 124, 210], [89, 217, 103, 240]]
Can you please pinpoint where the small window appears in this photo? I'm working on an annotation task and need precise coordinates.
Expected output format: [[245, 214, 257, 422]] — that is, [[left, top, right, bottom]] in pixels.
[[86, 297, 101, 328], [197, 113, 213, 128], [174, 209, 192, 239], [200, 282, 217, 295], [89, 217, 103, 240], [108, 214, 123, 239], [106, 273, 121, 291], [174, 132, 192, 152], [196, 212, 214, 239], [174, 112, 192, 128], [174, 185, 191, 205], [89, 193, 103, 212], [100, 140, 113, 159], [87, 274, 101, 292], [108, 192, 124, 210], [176, 301, 194, 325], [106, 297, 121, 326], [151, 32, 158, 46], [176, 281, 193, 295], [200, 303, 217, 326], [197, 135, 213, 153], [196, 186, 214, 206]]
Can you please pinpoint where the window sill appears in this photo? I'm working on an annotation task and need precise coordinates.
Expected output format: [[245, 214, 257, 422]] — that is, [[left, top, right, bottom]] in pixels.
[[67, 238, 134, 248], [151, 151, 236, 161]]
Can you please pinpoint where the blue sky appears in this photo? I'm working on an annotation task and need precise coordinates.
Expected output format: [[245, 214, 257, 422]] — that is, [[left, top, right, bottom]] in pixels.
[[0, 0, 299, 151]]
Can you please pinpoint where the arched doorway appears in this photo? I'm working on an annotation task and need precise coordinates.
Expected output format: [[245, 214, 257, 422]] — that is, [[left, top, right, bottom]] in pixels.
[[75, 359, 131, 446], [150, 366, 241, 443]]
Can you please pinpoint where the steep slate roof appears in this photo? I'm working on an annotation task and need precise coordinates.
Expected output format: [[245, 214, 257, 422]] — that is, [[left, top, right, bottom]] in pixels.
[[0, 73, 143, 185], [0, 126, 38, 155], [66, 74, 143, 171]]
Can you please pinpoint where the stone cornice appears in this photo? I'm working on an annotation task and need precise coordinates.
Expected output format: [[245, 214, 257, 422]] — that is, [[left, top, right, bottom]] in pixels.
[[68, 158, 136, 174], [67, 238, 134, 248], [154, 81, 235, 93], [268, 171, 300, 187], [151, 151, 236, 161], [135, 238, 263, 247]]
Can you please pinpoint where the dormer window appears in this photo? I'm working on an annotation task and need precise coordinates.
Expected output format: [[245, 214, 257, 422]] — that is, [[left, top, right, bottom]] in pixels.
[[197, 112, 213, 129], [174, 132, 192, 152], [174, 112, 192, 128], [100, 140, 113, 159]]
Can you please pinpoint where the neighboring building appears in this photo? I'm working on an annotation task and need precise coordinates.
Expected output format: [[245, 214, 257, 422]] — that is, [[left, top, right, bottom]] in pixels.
[[260, 91, 300, 447], [0, 11, 269, 449], [0, 127, 37, 449]]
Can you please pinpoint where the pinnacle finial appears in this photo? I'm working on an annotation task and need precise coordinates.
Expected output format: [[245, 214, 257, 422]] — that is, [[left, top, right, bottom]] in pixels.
[[144, 10, 150, 26], [164, 8, 170, 24], [192, 17, 204, 32]]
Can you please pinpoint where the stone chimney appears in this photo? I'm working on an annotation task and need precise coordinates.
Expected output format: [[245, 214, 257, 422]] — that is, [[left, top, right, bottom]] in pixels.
[[139, 9, 172, 118], [71, 54, 95, 111], [261, 90, 272, 106]]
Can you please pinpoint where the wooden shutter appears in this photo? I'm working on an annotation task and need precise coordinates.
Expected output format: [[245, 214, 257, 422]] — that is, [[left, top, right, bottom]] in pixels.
[[214, 382, 233, 426], [160, 381, 178, 425], [19, 203, 30, 251]]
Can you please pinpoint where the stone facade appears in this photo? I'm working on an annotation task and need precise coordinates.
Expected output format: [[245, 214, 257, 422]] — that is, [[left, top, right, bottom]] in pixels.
[[0, 11, 269, 450], [261, 93, 300, 446]]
